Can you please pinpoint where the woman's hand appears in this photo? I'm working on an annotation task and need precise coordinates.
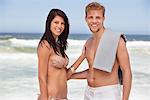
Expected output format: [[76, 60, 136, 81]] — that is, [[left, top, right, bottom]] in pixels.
[[38, 94, 48, 100]]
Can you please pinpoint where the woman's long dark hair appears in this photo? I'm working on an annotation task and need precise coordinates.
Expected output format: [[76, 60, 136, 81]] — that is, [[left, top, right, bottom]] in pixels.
[[38, 9, 69, 57]]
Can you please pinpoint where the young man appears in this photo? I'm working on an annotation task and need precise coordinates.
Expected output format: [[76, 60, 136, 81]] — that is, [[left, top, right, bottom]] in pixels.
[[68, 2, 132, 100]]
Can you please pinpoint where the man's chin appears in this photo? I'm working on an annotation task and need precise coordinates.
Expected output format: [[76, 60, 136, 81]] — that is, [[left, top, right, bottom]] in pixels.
[[90, 28, 99, 33]]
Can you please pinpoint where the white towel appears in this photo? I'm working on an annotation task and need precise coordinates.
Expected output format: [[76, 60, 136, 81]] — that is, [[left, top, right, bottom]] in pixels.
[[93, 29, 121, 72]]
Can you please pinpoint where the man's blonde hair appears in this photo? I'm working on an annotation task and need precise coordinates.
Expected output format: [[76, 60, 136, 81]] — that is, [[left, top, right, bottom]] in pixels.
[[85, 2, 105, 17]]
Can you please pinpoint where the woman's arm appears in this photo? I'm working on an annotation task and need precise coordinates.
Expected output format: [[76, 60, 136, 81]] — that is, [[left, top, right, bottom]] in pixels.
[[37, 41, 51, 100], [70, 69, 88, 79]]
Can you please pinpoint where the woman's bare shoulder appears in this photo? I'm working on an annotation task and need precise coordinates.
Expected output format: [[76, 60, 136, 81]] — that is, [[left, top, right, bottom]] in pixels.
[[38, 40, 52, 55]]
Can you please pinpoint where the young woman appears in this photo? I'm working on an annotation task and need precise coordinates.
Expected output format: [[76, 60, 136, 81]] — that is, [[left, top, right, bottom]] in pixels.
[[37, 9, 69, 100]]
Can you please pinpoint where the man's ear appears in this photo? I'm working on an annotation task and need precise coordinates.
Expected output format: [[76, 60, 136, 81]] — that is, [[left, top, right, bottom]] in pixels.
[[103, 16, 105, 21], [85, 16, 87, 23]]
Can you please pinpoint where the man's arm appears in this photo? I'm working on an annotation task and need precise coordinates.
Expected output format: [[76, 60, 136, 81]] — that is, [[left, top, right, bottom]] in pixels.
[[117, 37, 132, 100], [67, 45, 86, 79]]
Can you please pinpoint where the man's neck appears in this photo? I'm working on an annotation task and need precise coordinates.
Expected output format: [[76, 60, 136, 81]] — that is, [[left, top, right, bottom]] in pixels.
[[93, 27, 105, 40]]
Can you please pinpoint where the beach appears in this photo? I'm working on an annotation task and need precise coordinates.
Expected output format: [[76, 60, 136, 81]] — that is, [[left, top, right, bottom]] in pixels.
[[0, 33, 150, 100]]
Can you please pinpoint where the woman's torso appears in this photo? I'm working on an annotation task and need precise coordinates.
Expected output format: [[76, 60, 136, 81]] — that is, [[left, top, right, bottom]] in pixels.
[[47, 50, 69, 98]]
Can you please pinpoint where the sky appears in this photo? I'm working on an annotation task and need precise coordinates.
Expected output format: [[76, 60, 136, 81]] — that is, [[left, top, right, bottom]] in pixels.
[[0, 0, 150, 34]]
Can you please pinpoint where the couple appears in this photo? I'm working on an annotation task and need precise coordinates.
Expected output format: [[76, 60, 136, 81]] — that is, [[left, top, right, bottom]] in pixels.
[[37, 2, 132, 100]]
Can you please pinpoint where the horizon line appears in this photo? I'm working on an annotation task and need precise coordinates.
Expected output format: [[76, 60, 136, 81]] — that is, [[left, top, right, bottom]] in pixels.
[[0, 32, 150, 35]]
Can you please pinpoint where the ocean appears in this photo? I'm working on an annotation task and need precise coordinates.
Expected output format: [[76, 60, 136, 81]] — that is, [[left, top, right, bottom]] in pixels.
[[0, 33, 150, 100]]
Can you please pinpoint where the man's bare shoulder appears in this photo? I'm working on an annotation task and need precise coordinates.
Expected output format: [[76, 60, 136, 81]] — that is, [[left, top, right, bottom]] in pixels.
[[117, 37, 127, 54], [85, 37, 93, 46], [118, 37, 126, 48]]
